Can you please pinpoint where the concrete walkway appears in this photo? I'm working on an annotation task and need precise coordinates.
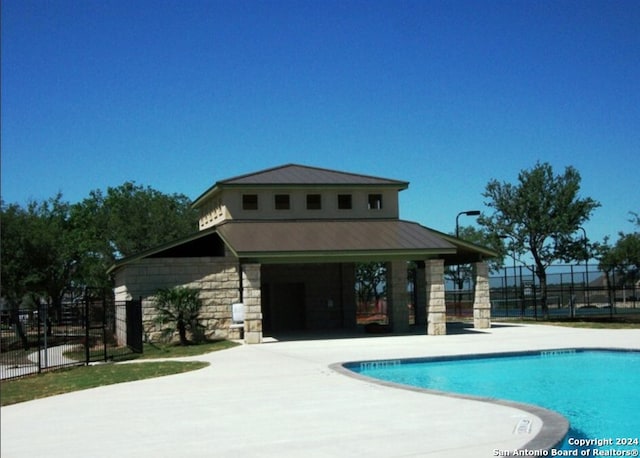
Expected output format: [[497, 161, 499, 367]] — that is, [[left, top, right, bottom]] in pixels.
[[2, 324, 639, 458], [0, 344, 82, 381]]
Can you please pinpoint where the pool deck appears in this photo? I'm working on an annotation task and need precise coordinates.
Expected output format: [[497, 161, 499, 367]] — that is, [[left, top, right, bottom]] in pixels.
[[2, 323, 639, 457]]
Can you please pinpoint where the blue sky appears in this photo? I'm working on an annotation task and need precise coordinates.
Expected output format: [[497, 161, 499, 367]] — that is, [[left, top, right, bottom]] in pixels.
[[2, 0, 638, 245]]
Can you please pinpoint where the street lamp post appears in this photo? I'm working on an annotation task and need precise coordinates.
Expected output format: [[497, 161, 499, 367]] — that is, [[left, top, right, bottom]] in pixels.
[[456, 210, 481, 239], [455, 210, 481, 316]]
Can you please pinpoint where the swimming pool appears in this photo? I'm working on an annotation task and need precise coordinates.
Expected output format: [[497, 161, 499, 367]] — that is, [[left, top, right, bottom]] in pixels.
[[346, 349, 640, 455]]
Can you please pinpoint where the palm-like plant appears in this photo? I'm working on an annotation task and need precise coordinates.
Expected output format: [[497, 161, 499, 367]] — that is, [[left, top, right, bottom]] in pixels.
[[154, 287, 203, 345]]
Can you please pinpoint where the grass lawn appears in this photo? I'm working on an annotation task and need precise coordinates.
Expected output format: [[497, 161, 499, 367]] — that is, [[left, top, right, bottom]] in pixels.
[[137, 339, 239, 359], [0, 340, 239, 407]]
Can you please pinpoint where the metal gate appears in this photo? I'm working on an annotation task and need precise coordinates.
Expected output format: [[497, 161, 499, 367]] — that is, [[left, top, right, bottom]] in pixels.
[[123, 298, 143, 353]]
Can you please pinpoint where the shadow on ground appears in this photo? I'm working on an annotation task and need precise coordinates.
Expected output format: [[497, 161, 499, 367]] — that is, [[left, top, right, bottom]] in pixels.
[[263, 322, 523, 342]]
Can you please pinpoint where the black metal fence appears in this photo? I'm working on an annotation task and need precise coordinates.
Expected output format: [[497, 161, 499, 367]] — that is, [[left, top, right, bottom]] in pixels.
[[0, 296, 142, 381], [490, 264, 639, 319], [443, 264, 639, 320]]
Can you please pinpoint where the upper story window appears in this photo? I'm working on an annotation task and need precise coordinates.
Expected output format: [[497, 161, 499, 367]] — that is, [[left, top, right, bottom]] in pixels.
[[338, 194, 352, 210], [242, 194, 258, 210], [368, 194, 382, 210], [275, 194, 290, 210], [306, 194, 322, 210]]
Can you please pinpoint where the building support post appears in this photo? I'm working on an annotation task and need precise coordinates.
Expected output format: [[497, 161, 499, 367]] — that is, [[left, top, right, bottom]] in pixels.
[[473, 261, 491, 329], [241, 263, 263, 344], [426, 259, 446, 335]]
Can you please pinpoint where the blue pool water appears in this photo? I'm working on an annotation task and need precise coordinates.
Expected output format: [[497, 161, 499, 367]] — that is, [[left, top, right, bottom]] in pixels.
[[351, 350, 640, 454]]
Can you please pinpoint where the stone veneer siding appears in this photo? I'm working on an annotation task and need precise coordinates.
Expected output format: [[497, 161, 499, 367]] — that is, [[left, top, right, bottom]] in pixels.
[[473, 261, 491, 329], [425, 259, 446, 335], [114, 255, 240, 342], [241, 263, 262, 344]]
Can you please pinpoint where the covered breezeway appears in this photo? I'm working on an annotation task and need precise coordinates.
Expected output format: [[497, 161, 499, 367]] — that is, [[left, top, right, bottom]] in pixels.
[[110, 219, 496, 344], [222, 219, 496, 343]]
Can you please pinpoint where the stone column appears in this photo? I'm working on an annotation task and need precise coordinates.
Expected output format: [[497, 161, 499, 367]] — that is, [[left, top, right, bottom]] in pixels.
[[473, 261, 491, 329], [387, 260, 409, 333], [242, 263, 263, 344], [414, 262, 427, 331], [425, 259, 446, 335]]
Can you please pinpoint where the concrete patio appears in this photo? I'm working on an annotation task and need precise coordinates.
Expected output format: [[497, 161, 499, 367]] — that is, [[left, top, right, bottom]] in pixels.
[[2, 323, 639, 457]]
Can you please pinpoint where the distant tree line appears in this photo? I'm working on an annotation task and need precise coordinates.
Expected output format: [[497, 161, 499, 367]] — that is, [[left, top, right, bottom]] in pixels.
[[1, 182, 198, 333]]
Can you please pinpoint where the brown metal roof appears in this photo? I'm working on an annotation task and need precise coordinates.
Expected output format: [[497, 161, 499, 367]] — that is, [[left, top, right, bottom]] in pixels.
[[216, 219, 456, 262], [219, 164, 409, 187], [192, 164, 409, 209], [108, 219, 496, 272]]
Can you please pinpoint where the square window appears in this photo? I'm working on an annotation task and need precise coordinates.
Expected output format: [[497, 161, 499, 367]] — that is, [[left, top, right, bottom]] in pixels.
[[338, 194, 352, 210], [275, 194, 290, 210], [368, 194, 382, 210], [306, 194, 322, 210], [242, 194, 258, 210]]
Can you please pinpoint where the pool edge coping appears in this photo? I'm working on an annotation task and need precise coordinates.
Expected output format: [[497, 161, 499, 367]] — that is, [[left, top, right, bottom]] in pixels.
[[330, 347, 640, 453]]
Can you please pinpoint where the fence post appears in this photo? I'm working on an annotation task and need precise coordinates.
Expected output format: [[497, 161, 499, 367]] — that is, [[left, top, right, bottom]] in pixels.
[[503, 269, 508, 317], [532, 266, 538, 319], [84, 293, 90, 365], [102, 293, 108, 362], [570, 265, 575, 319], [37, 303, 42, 374]]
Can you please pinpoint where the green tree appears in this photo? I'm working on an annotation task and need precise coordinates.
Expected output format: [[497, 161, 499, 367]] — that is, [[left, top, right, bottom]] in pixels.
[[81, 182, 198, 259], [446, 226, 505, 290], [153, 287, 204, 345], [1, 195, 86, 346], [594, 237, 619, 306], [479, 162, 600, 318], [614, 233, 640, 273], [355, 262, 387, 312], [1, 183, 198, 322], [29, 195, 82, 316], [72, 182, 198, 287], [2, 196, 81, 308], [1, 203, 36, 348], [595, 212, 640, 296]]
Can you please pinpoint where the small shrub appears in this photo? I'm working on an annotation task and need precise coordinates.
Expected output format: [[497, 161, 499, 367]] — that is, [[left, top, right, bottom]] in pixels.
[[153, 287, 204, 345]]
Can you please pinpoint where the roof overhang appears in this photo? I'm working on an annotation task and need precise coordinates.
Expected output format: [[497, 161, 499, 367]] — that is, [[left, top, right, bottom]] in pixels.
[[215, 219, 457, 264], [191, 164, 410, 209], [108, 219, 497, 273]]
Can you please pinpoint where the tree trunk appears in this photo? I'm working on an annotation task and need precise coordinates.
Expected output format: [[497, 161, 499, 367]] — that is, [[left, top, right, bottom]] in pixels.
[[536, 266, 549, 319], [9, 306, 30, 350], [604, 271, 615, 308], [177, 320, 189, 345]]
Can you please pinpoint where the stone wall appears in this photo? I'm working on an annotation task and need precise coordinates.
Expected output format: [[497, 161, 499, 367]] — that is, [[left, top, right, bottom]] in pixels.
[[473, 261, 491, 329], [241, 263, 262, 343], [425, 259, 446, 335], [113, 255, 240, 342]]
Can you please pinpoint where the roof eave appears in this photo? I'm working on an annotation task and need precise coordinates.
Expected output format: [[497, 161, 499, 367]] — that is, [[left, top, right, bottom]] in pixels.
[[236, 248, 456, 264], [106, 227, 219, 274]]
